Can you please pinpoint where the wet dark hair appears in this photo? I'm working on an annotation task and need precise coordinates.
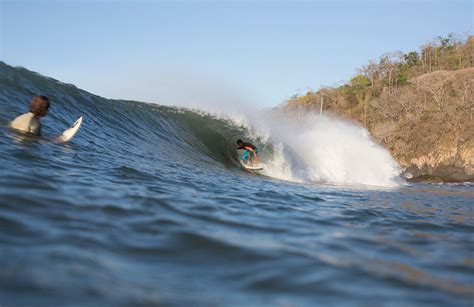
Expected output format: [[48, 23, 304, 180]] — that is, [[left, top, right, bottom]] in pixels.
[[29, 95, 50, 117], [237, 139, 243, 144]]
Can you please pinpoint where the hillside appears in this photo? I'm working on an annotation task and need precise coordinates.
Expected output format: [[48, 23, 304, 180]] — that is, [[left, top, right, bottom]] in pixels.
[[283, 34, 474, 182]]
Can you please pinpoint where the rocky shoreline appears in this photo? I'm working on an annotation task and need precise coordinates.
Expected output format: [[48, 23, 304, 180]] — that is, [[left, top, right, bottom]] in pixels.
[[401, 145, 473, 183]]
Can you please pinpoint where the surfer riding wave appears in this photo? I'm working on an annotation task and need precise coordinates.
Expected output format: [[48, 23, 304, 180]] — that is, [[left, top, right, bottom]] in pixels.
[[236, 139, 259, 166]]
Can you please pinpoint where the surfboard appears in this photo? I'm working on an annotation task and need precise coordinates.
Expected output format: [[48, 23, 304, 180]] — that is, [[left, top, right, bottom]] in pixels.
[[57, 116, 83, 143], [240, 160, 264, 171]]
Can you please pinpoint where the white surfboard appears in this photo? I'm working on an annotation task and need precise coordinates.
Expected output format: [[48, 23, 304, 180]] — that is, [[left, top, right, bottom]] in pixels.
[[240, 160, 264, 171], [57, 116, 83, 143]]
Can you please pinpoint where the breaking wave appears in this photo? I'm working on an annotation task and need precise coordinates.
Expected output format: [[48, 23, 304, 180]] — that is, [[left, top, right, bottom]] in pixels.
[[0, 62, 400, 187]]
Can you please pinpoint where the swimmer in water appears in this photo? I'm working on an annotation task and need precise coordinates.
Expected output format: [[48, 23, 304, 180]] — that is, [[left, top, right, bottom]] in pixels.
[[10, 95, 50, 135]]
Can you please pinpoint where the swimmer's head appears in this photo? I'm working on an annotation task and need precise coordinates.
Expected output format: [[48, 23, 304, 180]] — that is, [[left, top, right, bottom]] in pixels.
[[29, 95, 50, 118]]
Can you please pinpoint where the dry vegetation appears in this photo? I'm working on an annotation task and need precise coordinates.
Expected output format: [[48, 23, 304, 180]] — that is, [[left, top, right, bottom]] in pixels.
[[283, 34, 474, 182]]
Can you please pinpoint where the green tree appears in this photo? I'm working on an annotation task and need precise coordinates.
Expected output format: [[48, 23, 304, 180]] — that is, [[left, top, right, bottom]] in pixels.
[[350, 75, 370, 88], [404, 51, 419, 67]]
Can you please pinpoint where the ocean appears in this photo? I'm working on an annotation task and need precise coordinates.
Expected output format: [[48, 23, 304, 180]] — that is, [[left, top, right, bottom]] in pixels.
[[0, 62, 473, 306]]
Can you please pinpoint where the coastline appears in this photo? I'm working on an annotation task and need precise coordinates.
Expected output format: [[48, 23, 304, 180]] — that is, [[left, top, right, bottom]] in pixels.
[[282, 35, 473, 183]]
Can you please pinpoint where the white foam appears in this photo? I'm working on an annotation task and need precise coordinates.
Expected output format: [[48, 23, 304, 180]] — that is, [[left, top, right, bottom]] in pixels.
[[244, 111, 401, 187]]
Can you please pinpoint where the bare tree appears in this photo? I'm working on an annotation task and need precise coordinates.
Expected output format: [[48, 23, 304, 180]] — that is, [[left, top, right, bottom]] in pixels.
[[412, 71, 453, 110], [359, 60, 379, 94], [379, 51, 404, 95], [317, 87, 331, 114]]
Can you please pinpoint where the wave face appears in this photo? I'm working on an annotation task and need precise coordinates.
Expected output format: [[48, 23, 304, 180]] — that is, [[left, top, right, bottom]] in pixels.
[[1, 62, 473, 306]]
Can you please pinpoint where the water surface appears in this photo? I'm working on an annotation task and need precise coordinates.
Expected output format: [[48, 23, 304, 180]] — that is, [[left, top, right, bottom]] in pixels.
[[0, 62, 473, 306]]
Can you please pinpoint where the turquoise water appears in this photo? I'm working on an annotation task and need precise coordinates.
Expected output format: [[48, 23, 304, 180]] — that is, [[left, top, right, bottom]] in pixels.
[[0, 62, 473, 306]]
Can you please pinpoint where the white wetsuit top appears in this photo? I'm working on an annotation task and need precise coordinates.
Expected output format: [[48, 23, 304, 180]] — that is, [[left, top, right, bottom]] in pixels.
[[10, 112, 41, 135]]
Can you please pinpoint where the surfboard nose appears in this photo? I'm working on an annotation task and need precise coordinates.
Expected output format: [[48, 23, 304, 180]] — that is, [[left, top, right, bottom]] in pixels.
[[58, 116, 83, 143]]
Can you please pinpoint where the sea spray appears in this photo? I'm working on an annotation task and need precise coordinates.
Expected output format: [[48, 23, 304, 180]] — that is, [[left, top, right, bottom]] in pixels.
[[270, 113, 399, 186], [246, 111, 402, 187]]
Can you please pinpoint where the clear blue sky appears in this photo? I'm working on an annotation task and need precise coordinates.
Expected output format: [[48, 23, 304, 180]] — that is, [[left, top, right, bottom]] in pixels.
[[1, 0, 472, 107]]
